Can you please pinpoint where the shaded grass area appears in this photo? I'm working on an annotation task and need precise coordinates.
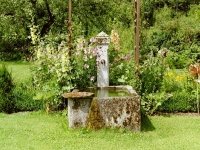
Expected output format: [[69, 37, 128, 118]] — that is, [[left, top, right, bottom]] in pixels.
[[0, 111, 200, 150], [0, 61, 31, 83]]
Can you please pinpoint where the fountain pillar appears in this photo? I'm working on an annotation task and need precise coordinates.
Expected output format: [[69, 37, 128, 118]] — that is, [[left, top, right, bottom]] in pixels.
[[96, 31, 110, 87]]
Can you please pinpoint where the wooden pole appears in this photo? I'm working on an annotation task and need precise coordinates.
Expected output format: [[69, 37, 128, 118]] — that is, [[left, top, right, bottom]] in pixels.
[[197, 79, 199, 114], [134, 0, 140, 66], [68, 0, 72, 56], [197, 68, 199, 115]]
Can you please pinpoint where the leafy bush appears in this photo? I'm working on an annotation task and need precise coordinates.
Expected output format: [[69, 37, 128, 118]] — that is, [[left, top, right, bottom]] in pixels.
[[13, 82, 44, 112], [136, 55, 166, 95], [140, 4, 200, 68], [30, 29, 98, 111], [159, 90, 196, 112], [0, 64, 15, 113], [162, 69, 188, 92], [159, 68, 197, 113], [142, 92, 168, 115], [109, 30, 135, 86], [135, 55, 166, 115], [109, 57, 135, 86]]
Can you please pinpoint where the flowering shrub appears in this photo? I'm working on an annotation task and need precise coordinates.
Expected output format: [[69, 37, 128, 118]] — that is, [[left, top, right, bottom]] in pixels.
[[31, 38, 72, 107], [135, 54, 166, 115], [71, 36, 97, 88], [136, 55, 166, 95], [31, 29, 98, 105], [162, 70, 188, 92], [109, 30, 135, 85]]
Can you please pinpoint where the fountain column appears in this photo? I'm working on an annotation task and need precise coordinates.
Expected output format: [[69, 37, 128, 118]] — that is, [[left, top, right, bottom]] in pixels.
[[96, 31, 110, 87]]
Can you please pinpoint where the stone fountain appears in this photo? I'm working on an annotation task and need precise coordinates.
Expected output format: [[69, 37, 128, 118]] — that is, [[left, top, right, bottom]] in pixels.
[[62, 32, 141, 132]]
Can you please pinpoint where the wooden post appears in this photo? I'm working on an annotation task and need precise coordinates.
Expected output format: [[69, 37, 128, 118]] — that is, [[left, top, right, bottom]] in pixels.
[[197, 78, 199, 114], [68, 0, 72, 56], [197, 67, 199, 115], [134, 0, 140, 66]]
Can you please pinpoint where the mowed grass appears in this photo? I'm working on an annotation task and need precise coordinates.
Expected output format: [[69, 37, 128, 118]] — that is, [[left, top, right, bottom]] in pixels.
[[0, 111, 200, 150], [0, 61, 31, 83]]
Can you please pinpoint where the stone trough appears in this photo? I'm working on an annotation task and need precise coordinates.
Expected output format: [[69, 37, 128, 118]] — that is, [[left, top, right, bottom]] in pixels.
[[62, 86, 141, 132]]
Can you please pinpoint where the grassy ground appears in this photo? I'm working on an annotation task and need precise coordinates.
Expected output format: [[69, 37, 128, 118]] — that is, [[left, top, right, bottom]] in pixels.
[[0, 61, 31, 83], [0, 111, 200, 150], [1, 61, 200, 149]]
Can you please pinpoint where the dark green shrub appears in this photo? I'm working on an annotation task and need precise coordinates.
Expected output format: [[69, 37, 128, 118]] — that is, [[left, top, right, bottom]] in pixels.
[[0, 64, 15, 113], [159, 90, 196, 113], [13, 82, 44, 112], [0, 51, 24, 61]]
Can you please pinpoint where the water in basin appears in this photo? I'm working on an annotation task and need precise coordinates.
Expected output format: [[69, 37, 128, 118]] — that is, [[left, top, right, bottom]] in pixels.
[[84, 88, 130, 98]]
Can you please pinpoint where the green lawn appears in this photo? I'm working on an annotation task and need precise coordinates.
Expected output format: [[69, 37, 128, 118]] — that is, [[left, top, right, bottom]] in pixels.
[[0, 111, 200, 150], [0, 61, 31, 83], [1, 61, 200, 149]]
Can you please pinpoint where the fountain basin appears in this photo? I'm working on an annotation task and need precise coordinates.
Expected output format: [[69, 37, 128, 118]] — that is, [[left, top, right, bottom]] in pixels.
[[62, 86, 141, 132]]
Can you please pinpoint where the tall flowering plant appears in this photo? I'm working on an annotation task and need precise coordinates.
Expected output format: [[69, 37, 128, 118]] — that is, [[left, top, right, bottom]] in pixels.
[[72, 37, 98, 88], [31, 38, 73, 105], [109, 30, 135, 85], [30, 24, 98, 104]]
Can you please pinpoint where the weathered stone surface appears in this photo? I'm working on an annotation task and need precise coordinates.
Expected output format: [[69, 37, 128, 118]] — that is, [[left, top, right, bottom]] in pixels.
[[64, 86, 141, 132], [96, 31, 110, 87], [94, 96, 140, 131], [62, 92, 94, 99], [68, 98, 93, 128], [86, 99, 105, 130]]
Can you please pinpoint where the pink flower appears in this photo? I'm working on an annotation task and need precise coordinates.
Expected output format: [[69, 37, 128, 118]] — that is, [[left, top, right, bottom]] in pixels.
[[84, 64, 89, 69], [77, 44, 83, 50], [90, 76, 95, 81], [125, 54, 131, 60], [75, 51, 80, 55], [84, 56, 88, 61], [84, 49, 87, 54], [90, 37, 96, 43], [92, 49, 98, 56]]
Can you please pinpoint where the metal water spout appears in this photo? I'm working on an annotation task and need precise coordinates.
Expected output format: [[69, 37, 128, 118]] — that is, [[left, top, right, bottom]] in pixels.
[[96, 31, 110, 87]]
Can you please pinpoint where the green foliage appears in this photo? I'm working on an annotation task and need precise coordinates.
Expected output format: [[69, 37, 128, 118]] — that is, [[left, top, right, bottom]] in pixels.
[[0, 64, 15, 113], [136, 55, 166, 95], [109, 54, 135, 86], [135, 55, 166, 115], [70, 36, 98, 88], [159, 90, 196, 112], [31, 32, 98, 109], [142, 92, 168, 115], [30, 36, 71, 108], [140, 4, 200, 68], [165, 51, 193, 69], [109, 30, 135, 86], [13, 82, 44, 112], [160, 69, 197, 112]]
